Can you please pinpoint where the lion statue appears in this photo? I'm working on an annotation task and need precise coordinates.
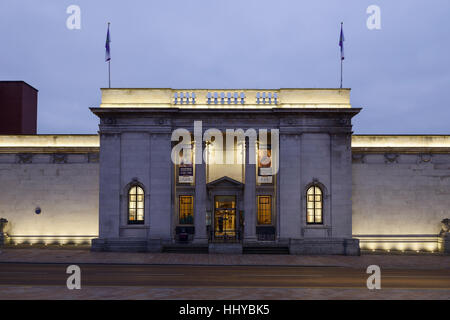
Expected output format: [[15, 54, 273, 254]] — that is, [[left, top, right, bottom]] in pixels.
[[0, 218, 8, 234], [440, 218, 450, 236]]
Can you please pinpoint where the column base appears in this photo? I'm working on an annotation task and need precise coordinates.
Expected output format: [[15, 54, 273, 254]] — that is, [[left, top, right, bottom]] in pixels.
[[208, 243, 243, 254], [147, 239, 164, 252], [439, 233, 450, 254], [0, 233, 7, 247], [289, 238, 360, 256], [243, 235, 257, 245], [192, 237, 208, 244], [91, 238, 151, 252]]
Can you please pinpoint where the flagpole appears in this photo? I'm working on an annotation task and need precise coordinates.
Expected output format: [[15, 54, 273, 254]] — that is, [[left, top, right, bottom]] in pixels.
[[108, 22, 111, 88], [340, 22, 343, 89], [108, 60, 111, 88]]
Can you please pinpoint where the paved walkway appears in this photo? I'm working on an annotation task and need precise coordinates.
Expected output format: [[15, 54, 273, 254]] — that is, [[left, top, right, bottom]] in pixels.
[[0, 249, 448, 300], [1, 286, 448, 300], [0, 248, 449, 269]]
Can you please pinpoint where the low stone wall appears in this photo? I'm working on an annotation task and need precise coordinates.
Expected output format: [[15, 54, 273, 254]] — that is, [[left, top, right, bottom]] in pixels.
[[289, 238, 360, 255], [352, 150, 450, 253], [0, 149, 99, 245], [1, 134, 450, 255]]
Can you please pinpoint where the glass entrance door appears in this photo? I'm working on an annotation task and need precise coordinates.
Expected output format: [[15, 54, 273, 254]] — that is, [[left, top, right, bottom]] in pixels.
[[214, 196, 236, 240]]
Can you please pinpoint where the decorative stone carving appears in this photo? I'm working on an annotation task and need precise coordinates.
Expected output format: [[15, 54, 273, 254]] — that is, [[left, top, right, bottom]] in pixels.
[[352, 153, 365, 164], [0, 218, 8, 246], [16, 153, 32, 164], [88, 153, 99, 163], [0, 218, 8, 233], [339, 118, 350, 125], [103, 117, 117, 125], [53, 154, 67, 164], [418, 153, 432, 164], [101, 132, 120, 140], [439, 219, 450, 254], [440, 218, 450, 236], [384, 153, 399, 163]]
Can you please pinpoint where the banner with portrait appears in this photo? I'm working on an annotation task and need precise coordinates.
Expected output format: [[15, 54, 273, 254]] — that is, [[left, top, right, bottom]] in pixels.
[[178, 148, 194, 184], [257, 145, 273, 184]]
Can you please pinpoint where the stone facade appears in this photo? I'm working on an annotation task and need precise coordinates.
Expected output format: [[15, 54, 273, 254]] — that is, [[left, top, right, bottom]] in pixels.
[[352, 135, 450, 253], [0, 135, 99, 245], [90, 88, 360, 254], [0, 90, 449, 255]]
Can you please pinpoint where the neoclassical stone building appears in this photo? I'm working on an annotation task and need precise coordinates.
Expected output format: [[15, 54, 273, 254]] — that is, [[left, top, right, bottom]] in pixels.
[[0, 88, 449, 254]]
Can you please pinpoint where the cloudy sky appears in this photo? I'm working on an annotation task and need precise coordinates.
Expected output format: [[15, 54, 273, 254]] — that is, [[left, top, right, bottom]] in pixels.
[[1, 0, 449, 134]]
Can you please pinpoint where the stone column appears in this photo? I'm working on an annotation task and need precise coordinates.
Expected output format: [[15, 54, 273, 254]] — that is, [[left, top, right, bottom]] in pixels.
[[98, 132, 121, 239], [442, 233, 450, 254], [244, 140, 257, 242], [0, 218, 8, 246], [439, 219, 450, 254], [194, 142, 207, 243], [279, 134, 302, 241], [330, 133, 353, 239], [148, 133, 172, 251]]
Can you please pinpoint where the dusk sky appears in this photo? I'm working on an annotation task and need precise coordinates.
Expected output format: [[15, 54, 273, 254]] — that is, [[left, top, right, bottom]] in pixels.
[[1, 0, 449, 134]]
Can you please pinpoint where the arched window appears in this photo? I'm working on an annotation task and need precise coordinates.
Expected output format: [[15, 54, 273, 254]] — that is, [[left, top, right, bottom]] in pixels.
[[128, 185, 144, 224], [306, 185, 323, 224]]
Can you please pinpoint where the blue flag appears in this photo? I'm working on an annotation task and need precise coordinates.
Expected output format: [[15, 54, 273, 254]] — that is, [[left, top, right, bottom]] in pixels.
[[339, 23, 345, 61], [105, 24, 111, 62]]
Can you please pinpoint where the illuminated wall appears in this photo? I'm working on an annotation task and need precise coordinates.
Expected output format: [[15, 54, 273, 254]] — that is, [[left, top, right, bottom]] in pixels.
[[0, 135, 99, 245], [1, 134, 449, 252], [206, 142, 245, 183], [352, 135, 450, 252]]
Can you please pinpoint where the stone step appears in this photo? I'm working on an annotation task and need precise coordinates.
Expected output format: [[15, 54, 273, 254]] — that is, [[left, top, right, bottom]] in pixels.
[[243, 246, 290, 254], [162, 245, 208, 254]]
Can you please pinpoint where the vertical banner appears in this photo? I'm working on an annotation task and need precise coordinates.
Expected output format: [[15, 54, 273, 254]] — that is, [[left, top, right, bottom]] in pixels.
[[257, 145, 273, 184], [178, 148, 194, 183]]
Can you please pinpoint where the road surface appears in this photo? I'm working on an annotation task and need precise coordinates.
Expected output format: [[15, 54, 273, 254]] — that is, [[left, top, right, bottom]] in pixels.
[[0, 263, 449, 289]]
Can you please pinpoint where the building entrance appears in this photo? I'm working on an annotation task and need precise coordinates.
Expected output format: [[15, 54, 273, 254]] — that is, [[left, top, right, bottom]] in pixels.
[[214, 195, 237, 241]]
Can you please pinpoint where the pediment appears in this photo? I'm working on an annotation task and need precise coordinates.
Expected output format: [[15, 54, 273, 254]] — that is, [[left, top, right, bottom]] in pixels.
[[206, 176, 244, 189]]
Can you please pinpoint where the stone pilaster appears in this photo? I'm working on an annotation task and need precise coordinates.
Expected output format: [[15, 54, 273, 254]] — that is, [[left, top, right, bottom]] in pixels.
[[442, 234, 450, 254], [98, 132, 121, 239], [279, 134, 302, 240], [244, 140, 256, 242], [148, 133, 172, 249], [0, 218, 8, 246], [194, 142, 207, 243]]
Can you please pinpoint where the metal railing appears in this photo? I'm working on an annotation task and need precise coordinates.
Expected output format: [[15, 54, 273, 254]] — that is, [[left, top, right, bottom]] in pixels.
[[174, 91, 278, 105], [208, 227, 243, 243]]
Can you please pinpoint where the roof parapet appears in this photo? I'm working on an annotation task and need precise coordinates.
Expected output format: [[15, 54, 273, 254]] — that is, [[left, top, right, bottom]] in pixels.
[[99, 88, 352, 109]]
